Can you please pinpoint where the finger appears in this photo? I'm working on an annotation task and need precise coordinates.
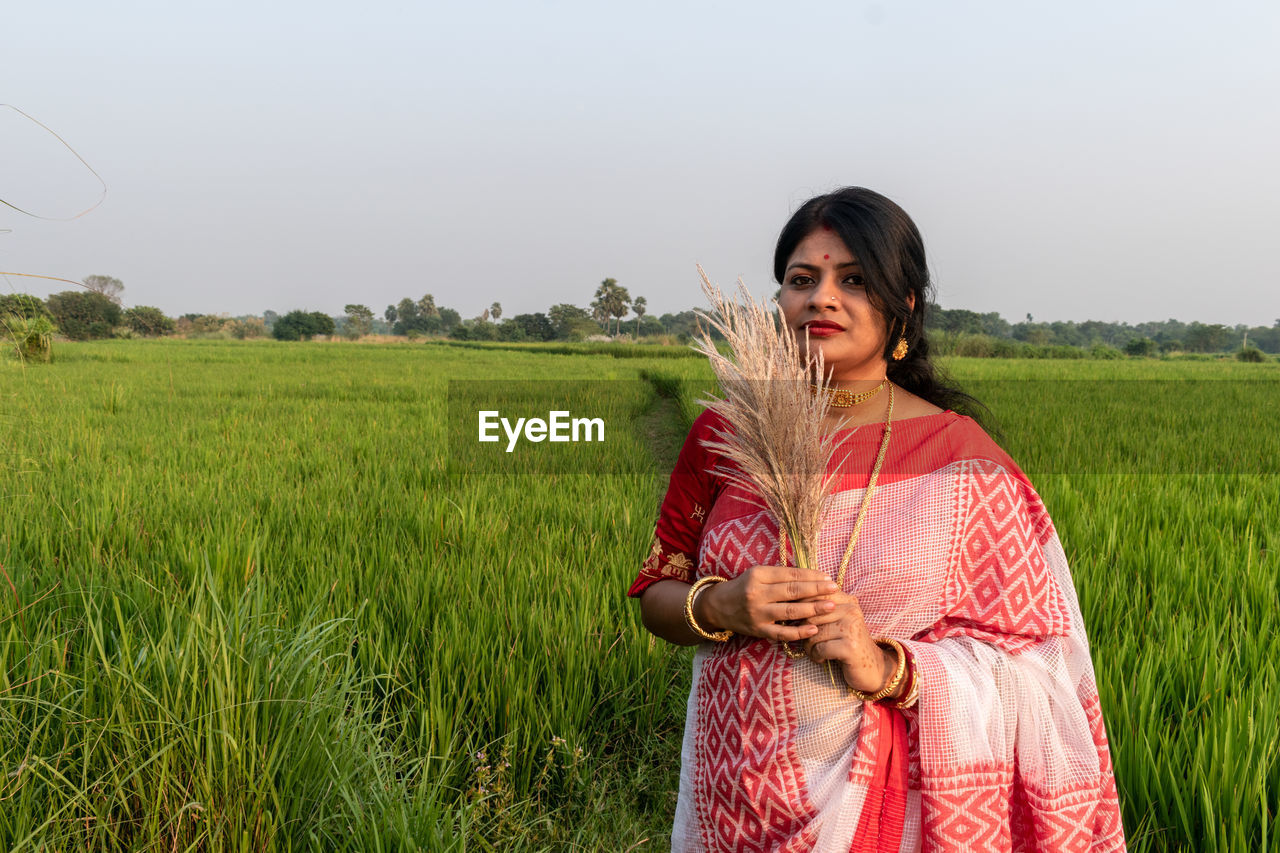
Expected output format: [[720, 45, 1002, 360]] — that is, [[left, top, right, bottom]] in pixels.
[[804, 619, 851, 647], [760, 621, 820, 644], [768, 579, 842, 603], [764, 599, 837, 623], [798, 594, 865, 624], [803, 591, 855, 606], [800, 606, 862, 627]]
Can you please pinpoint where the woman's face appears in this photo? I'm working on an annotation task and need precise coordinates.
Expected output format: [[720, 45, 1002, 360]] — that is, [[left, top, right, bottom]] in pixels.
[[778, 227, 892, 382]]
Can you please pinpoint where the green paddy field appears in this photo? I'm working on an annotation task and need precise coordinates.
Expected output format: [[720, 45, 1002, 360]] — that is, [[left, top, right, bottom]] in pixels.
[[1, 339, 1277, 851]]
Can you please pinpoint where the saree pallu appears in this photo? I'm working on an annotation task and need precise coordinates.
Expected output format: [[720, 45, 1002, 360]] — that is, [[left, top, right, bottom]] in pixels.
[[630, 410, 1126, 853]]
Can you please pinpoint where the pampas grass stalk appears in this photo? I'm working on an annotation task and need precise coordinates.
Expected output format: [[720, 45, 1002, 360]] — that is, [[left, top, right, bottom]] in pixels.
[[691, 265, 848, 572]]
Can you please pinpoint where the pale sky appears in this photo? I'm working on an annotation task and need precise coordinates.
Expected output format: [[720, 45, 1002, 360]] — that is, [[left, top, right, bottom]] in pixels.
[[2, 1, 1277, 326]]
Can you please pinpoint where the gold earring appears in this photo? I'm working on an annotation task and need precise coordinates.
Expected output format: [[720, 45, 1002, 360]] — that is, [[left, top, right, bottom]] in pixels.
[[892, 336, 909, 361]]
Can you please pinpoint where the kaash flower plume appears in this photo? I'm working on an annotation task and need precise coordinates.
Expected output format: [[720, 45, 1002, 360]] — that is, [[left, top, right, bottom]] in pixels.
[[692, 265, 850, 571]]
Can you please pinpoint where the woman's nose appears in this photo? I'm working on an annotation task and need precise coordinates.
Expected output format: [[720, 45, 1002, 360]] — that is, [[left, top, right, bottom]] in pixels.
[[807, 275, 840, 309]]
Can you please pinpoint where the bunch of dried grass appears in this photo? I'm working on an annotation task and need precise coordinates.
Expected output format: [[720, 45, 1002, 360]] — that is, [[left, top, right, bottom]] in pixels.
[[691, 265, 849, 571]]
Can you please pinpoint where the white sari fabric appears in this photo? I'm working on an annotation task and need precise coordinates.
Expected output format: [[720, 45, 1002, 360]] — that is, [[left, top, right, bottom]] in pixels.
[[633, 410, 1126, 853]]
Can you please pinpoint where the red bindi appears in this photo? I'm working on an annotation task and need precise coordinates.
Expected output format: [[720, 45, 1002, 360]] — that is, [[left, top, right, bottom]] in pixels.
[[823, 254, 829, 259]]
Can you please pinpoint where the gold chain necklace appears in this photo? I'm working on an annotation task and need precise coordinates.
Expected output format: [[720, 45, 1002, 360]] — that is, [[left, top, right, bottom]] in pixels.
[[781, 383, 895, 659], [809, 378, 887, 408]]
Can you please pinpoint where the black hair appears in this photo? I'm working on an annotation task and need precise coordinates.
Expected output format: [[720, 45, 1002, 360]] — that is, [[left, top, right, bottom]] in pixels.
[[774, 186, 989, 427]]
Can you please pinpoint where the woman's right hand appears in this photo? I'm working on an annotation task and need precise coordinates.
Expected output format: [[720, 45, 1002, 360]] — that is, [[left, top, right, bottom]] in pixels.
[[698, 565, 840, 642]]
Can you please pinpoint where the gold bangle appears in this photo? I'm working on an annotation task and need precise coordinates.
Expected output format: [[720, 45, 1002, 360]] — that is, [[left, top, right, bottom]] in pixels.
[[684, 576, 731, 643], [851, 637, 907, 702], [894, 668, 920, 710]]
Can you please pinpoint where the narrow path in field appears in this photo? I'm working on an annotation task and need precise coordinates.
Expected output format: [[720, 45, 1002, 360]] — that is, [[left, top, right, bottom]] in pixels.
[[637, 393, 685, 474]]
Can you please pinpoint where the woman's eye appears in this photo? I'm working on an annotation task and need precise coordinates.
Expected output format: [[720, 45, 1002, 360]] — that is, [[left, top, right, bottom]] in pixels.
[[844, 275, 865, 288], [789, 276, 814, 288]]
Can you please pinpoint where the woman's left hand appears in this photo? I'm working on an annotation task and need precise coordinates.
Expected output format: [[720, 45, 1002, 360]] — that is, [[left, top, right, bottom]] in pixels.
[[803, 592, 894, 695]]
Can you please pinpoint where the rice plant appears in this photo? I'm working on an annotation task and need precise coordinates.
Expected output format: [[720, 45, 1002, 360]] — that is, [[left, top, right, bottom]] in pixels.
[[0, 339, 1276, 850], [1, 313, 56, 363]]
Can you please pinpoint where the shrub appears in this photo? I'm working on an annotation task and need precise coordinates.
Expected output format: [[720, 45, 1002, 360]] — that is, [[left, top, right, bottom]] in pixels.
[[509, 313, 556, 342], [497, 321, 529, 342], [1124, 338, 1158, 357], [272, 311, 335, 341], [1090, 344, 1123, 360], [45, 290, 122, 340], [953, 334, 996, 358], [1236, 347, 1266, 363], [228, 317, 267, 339], [451, 322, 498, 342], [0, 293, 51, 320], [125, 306, 176, 337], [178, 314, 234, 338], [1034, 345, 1086, 359], [991, 339, 1025, 358]]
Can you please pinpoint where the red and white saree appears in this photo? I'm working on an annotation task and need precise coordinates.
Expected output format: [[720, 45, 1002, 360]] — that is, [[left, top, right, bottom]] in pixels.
[[630, 409, 1126, 852]]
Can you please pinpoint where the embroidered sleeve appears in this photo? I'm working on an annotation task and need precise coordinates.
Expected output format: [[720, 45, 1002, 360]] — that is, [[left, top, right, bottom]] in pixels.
[[627, 411, 723, 598]]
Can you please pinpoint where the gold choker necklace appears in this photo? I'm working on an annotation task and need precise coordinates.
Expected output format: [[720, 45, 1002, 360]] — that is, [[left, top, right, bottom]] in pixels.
[[810, 378, 888, 408]]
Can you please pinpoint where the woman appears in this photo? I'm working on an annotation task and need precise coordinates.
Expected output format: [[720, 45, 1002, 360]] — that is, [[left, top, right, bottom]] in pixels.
[[629, 188, 1126, 852]]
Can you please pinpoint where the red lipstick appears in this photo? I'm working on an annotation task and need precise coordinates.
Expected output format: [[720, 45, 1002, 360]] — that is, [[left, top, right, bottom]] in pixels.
[[803, 321, 844, 338]]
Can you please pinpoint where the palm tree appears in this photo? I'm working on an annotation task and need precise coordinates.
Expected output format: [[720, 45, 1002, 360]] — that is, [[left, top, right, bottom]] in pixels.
[[591, 279, 631, 336], [632, 296, 647, 339]]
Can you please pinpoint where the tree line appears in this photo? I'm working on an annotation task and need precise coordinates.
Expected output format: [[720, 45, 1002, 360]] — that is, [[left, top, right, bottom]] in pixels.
[[929, 304, 1280, 355], [0, 277, 680, 345], [4, 275, 1278, 355]]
